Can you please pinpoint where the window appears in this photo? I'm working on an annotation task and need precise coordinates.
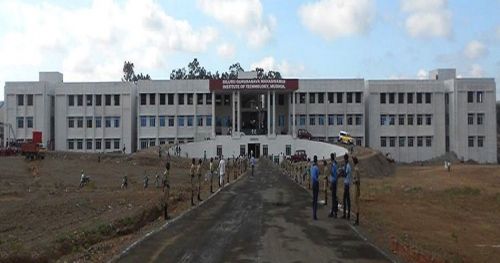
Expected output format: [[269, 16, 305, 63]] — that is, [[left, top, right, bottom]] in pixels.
[[168, 116, 175, 127], [105, 95, 112, 106], [468, 113, 474, 125], [407, 114, 414, 125], [114, 139, 120, 150], [477, 113, 484, 125], [223, 95, 230, 105], [299, 115, 306, 126], [86, 95, 93, 106], [178, 116, 185, 126], [389, 115, 395, 125], [468, 136, 474, 147], [114, 95, 120, 106], [467, 91, 474, 103], [215, 95, 222, 105], [187, 116, 193, 126], [336, 115, 344, 125], [160, 94, 166, 105], [17, 95, 24, 106], [389, 137, 396, 147], [207, 115, 212, 126], [355, 92, 362, 103], [408, 137, 414, 147], [355, 114, 362, 125], [328, 92, 334, 103], [328, 114, 335, 125], [309, 115, 315, 125], [318, 115, 325, 126], [105, 139, 112, 150], [380, 93, 386, 104], [347, 114, 353, 125], [86, 139, 92, 150], [197, 116, 203, 126], [336, 92, 343, 103], [299, 93, 306, 104], [398, 114, 405, 125], [399, 137, 405, 147], [95, 139, 102, 150], [286, 145, 291, 156], [347, 92, 353, 103], [425, 93, 432, 104], [407, 93, 414, 104], [206, 94, 212, 105], [478, 136, 484, 147], [477, 91, 483, 103], [168, 94, 175, 105], [279, 115, 286, 127], [159, 116, 166, 127], [317, 93, 324, 104], [197, 94, 204, 105], [77, 117, 83, 128], [416, 93, 423, 104], [76, 139, 83, 150], [417, 136, 423, 147], [388, 93, 395, 104], [86, 118, 92, 128], [25, 117, 33, 128], [381, 137, 387, 147], [95, 95, 102, 106], [425, 114, 432, 125], [398, 93, 404, 104], [417, 114, 423, 126], [68, 139, 74, 150], [68, 117, 74, 128], [95, 117, 102, 128], [77, 95, 83, 106], [114, 117, 120, 128], [187, 94, 193, 105], [68, 95, 74, 106], [425, 136, 432, 147], [26, 94, 34, 106], [105, 117, 112, 128], [380, 115, 387, 126], [178, 94, 185, 105]]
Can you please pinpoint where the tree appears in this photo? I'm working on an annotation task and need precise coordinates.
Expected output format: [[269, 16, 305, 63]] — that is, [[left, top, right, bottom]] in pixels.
[[122, 61, 151, 82]]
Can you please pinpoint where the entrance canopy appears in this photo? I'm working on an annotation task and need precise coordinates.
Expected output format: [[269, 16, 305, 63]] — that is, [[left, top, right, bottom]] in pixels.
[[209, 79, 298, 92]]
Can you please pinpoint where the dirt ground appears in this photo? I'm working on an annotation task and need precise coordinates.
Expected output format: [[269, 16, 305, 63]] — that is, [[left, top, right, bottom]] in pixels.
[[0, 148, 243, 262]]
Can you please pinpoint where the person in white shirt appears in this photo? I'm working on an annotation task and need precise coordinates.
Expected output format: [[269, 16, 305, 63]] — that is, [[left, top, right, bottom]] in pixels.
[[219, 157, 226, 188]]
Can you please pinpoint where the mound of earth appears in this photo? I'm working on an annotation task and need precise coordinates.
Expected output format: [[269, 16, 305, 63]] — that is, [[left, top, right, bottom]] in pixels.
[[353, 147, 395, 177]]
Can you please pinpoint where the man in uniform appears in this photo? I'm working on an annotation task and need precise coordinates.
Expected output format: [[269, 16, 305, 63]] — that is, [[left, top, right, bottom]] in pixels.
[[163, 162, 171, 219], [209, 157, 215, 193], [196, 159, 203, 202], [352, 156, 361, 225], [342, 153, 352, 220], [329, 153, 338, 218], [190, 158, 196, 206], [310, 156, 320, 220]]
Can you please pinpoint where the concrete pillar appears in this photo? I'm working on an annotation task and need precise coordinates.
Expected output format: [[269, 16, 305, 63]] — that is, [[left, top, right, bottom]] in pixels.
[[267, 91, 271, 136], [232, 92, 235, 136], [292, 92, 296, 138], [273, 91, 276, 136], [211, 92, 215, 138]]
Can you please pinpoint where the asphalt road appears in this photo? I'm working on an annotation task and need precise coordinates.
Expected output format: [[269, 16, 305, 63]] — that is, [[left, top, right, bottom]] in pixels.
[[116, 160, 391, 263]]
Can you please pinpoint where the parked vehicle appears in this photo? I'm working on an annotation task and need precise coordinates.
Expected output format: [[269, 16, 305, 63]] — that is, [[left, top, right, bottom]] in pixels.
[[338, 131, 354, 145], [297, 129, 312, 140], [290, 150, 307, 162], [20, 131, 46, 160]]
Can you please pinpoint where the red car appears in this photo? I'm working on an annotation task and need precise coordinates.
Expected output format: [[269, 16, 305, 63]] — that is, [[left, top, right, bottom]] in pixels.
[[297, 129, 312, 140], [291, 150, 307, 162]]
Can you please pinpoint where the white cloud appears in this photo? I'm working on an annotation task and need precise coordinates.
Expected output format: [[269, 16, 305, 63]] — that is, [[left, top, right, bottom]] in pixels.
[[0, 0, 218, 86], [417, 69, 428, 79], [468, 64, 484, 77], [197, 0, 275, 48], [250, 56, 305, 77], [217, 43, 236, 59], [401, 0, 452, 38], [298, 0, 375, 40], [464, 40, 487, 60]]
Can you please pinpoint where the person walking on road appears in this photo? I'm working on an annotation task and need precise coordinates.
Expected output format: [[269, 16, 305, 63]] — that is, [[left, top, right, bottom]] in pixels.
[[352, 156, 361, 226], [250, 155, 256, 176], [190, 158, 196, 206], [329, 153, 338, 218], [209, 157, 215, 193], [197, 159, 203, 202], [342, 153, 352, 220], [219, 156, 226, 188], [311, 155, 320, 220], [322, 159, 329, 206]]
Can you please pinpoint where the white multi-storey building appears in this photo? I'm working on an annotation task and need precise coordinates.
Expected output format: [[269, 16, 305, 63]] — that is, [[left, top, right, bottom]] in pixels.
[[3, 69, 497, 163]]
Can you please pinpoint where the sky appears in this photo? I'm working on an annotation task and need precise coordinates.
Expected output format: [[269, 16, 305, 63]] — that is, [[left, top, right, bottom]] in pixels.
[[0, 0, 499, 100]]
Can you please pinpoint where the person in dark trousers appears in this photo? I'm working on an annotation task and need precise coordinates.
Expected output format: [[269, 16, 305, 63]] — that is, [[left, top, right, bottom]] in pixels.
[[209, 157, 215, 193], [322, 159, 329, 206], [250, 155, 256, 176], [311, 155, 320, 220], [163, 162, 171, 219], [353, 156, 361, 225], [196, 159, 203, 202], [342, 153, 352, 220], [190, 158, 196, 206], [329, 153, 338, 218]]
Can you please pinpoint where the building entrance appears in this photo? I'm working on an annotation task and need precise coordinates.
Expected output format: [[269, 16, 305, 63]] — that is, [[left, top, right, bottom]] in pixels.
[[247, 143, 260, 158]]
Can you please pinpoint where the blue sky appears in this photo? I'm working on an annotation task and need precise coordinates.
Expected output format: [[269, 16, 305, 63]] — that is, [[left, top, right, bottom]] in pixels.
[[0, 0, 499, 100]]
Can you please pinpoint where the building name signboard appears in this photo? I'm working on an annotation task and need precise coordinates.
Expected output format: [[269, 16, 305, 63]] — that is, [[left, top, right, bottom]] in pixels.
[[209, 79, 298, 91]]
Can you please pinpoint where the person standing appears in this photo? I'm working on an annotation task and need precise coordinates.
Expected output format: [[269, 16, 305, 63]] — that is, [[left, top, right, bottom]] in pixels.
[[311, 155, 320, 220], [250, 155, 256, 176], [79, 169, 86, 188], [196, 159, 203, 202], [190, 158, 196, 206], [163, 162, 171, 219], [307, 158, 312, 189], [352, 156, 361, 225], [322, 160, 329, 206], [329, 153, 338, 218], [219, 156, 226, 188], [143, 172, 149, 189], [209, 157, 215, 193], [342, 153, 352, 220], [121, 174, 128, 189]]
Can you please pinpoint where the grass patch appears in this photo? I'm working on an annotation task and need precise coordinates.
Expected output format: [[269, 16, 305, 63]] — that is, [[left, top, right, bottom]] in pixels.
[[444, 187, 480, 196]]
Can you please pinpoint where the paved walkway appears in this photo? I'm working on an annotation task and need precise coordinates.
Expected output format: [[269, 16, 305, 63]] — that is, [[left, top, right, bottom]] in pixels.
[[116, 160, 391, 263]]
